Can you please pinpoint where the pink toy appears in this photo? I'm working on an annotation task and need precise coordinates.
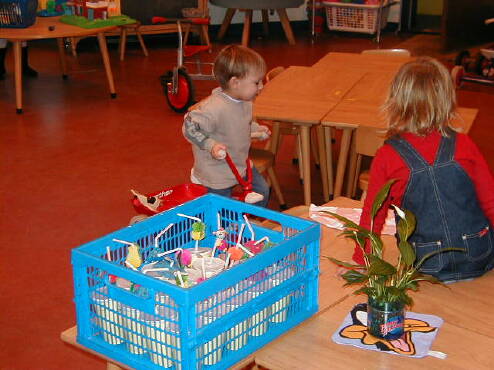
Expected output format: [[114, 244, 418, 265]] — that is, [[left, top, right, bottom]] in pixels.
[[177, 249, 192, 267]]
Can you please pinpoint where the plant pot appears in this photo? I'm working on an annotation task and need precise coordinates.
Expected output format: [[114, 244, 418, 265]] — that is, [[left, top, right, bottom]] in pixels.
[[367, 298, 405, 340]]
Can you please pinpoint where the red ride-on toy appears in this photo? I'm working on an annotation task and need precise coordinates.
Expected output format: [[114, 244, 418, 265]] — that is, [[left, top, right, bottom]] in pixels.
[[451, 18, 494, 88], [130, 183, 207, 224], [154, 17, 214, 113]]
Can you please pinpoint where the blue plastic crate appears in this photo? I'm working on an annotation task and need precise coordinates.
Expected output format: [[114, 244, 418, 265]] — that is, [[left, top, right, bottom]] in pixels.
[[72, 194, 320, 370], [0, 0, 37, 28]]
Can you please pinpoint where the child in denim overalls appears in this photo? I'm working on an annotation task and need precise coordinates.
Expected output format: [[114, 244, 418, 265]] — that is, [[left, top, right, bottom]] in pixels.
[[354, 57, 494, 282]]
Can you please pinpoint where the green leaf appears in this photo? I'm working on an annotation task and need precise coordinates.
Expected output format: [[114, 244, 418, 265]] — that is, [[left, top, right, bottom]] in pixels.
[[398, 240, 415, 266], [385, 286, 404, 301], [322, 256, 365, 270], [415, 247, 466, 269], [396, 208, 417, 242], [405, 281, 419, 291], [370, 179, 397, 219], [368, 232, 383, 255], [321, 211, 360, 230], [341, 270, 368, 285], [412, 274, 444, 285], [367, 255, 397, 276], [353, 286, 376, 297]]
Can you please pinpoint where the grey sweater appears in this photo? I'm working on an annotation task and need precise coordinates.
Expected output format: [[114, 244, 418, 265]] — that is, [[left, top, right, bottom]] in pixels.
[[183, 88, 260, 189]]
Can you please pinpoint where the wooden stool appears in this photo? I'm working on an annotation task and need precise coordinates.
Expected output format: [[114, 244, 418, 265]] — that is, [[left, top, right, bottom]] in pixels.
[[118, 21, 148, 61], [210, 0, 304, 46]]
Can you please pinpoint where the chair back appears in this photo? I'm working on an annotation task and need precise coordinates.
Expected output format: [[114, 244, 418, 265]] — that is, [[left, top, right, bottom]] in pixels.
[[361, 49, 411, 57], [266, 66, 285, 82], [355, 126, 385, 157]]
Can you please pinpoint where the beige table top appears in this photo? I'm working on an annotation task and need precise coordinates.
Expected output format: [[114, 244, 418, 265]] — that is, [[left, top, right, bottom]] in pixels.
[[322, 68, 478, 132], [0, 16, 117, 41], [254, 197, 494, 369], [312, 51, 413, 72], [254, 65, 366, 124]]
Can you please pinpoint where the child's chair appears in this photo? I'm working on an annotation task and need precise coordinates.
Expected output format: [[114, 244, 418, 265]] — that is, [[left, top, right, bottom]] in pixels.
[[361, 49, 411, 57], [348, 126, 385, 200], [250, 122, 287, 209], [262, 66, 306, 183]]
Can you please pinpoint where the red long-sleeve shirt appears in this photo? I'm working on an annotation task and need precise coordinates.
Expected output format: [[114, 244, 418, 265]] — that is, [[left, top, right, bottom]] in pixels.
[[353, 130, 494, 265]]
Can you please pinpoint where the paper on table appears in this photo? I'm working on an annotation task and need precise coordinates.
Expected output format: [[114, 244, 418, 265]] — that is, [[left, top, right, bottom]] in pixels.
[[309, 205, 396, 235]]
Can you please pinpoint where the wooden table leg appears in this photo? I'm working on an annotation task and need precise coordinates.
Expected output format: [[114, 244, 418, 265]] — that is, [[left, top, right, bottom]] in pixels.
[[56, 38, 68, 79], [217, 8, 236, 40], [324, 127, 334, 196], [242, 9, 253, 46], [299, 125, 311, 205], [316, 125, 329, 202], [13, 41, 23, 114], [135, 24, 148, 57], [333, 128, 353, 197], [345, 132, 358, 197], [276, 8, 296, 45], [262, 9, 269, 36], [119, 26, 127, 61], [96, 32, 116, 98]]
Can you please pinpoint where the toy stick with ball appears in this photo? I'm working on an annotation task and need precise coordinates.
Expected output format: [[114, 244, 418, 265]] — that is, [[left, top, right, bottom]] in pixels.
[[177, 213, 205, 251], [191, 221, 206, 251]]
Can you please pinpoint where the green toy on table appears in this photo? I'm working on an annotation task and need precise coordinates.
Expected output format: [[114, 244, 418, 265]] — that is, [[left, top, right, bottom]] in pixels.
[[60, 15, 136, 28]]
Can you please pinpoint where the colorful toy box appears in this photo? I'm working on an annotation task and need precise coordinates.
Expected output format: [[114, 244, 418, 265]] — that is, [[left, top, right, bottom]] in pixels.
[[72, 194, 320, 369]]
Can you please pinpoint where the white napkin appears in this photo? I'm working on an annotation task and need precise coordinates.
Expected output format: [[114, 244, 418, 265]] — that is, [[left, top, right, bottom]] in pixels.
[[309, 205, 396, 235]]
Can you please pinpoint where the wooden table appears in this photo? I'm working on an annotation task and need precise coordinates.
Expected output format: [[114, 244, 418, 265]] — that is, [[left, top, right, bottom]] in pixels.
[[253, 197, 494, 369], [322, 94, 478, 198], [0, 16, 117, 113], [254, 65, 367, 205], [256, 52, 480, 203], [318, 53, 478, 197]]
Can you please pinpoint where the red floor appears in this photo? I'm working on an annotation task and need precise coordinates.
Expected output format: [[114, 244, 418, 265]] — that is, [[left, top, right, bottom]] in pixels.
[[1, 26, 493, 369]]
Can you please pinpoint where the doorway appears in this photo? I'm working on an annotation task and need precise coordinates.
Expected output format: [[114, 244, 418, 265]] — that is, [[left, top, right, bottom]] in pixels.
[[401, 0, 443, 34]]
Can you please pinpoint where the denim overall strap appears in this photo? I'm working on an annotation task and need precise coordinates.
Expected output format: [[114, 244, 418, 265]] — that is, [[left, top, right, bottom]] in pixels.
[[386, 133, 494, 281]]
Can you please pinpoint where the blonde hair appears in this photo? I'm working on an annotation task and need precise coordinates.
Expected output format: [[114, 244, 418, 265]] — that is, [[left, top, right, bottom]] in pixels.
[[213, 45, 266, 89], [384, 57, 457, 138]]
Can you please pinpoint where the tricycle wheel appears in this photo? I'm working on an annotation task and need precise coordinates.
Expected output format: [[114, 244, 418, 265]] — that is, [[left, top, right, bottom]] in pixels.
[[475, 53, 490, 77], [161, 68, 195, 113], [454, 50, 470, 67], [451, 65, 465, 89]]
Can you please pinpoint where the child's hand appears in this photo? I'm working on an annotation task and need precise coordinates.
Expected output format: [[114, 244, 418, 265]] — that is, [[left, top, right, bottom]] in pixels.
[[211, 143, 227, 160], [251, 125, 271, 140]]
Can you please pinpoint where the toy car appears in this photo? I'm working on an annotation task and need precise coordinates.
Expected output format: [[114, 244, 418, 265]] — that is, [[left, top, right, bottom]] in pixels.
[[451, 18, 494, 88]]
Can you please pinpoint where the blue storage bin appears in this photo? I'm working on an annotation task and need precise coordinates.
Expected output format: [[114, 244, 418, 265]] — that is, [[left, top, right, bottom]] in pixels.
[[0, 0, 38, 28], [72, 194, 320, 369]]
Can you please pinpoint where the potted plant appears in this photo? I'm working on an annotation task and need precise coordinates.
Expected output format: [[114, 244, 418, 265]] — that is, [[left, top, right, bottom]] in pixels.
[[324, 179, 463, 340]]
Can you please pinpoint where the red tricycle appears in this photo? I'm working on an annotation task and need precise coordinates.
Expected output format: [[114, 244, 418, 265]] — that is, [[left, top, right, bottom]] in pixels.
[[154, 17, 214, 113], [130, 183, 207, 224]]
